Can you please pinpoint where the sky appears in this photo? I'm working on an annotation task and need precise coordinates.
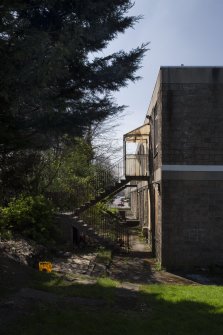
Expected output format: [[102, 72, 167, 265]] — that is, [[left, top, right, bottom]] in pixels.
[[102, 0, 223, 152]]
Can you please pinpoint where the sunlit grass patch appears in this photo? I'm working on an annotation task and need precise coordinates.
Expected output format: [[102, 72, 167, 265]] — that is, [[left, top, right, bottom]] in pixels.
[[140, 284, 223, 312]]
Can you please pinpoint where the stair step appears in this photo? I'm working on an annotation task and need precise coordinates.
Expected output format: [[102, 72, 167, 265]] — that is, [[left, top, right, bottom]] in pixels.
[[72, 178, 130, 218]]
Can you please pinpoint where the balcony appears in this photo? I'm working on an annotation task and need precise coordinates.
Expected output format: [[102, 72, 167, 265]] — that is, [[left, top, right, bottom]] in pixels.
[[125, 154, 149, 177], [123, 124, 150, 180]]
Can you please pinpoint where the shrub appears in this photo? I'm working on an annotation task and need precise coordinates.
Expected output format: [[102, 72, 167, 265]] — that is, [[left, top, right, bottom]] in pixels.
[[0, 195, 56, 244]]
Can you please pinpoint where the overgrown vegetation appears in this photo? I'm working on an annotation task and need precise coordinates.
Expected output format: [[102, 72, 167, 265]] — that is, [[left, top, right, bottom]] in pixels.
[[0, 195, 56, 244]]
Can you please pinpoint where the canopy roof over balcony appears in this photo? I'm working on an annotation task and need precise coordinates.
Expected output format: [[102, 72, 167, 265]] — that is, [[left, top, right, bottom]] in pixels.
[[123, 124, 150, 143]]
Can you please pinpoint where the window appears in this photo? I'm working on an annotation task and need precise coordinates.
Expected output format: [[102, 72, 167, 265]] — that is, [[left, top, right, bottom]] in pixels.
[[153, 104, 158, 156]]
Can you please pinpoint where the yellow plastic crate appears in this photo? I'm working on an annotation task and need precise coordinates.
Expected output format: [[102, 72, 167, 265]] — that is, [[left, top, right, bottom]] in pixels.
[[38, 261, 52, 273]]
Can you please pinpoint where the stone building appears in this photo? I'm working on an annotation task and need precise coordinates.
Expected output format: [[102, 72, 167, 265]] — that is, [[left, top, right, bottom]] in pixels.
[[127, 66, 223, 270]]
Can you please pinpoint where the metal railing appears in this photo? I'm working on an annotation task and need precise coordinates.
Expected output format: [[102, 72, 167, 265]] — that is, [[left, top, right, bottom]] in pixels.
[[46, 154, 149, 213], [125, 154, 149, 177], [46, 154, 149, 250], [80, 207, 130, 251], [92, 158, 124, 194], [45, 159, 125, 214]]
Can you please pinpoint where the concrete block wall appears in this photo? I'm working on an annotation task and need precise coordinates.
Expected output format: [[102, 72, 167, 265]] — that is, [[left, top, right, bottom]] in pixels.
[[162, 83, 223, 165], [130, 189, 138, 219], [159, 67, 223, 269], [162, 180, 223, 269], [147, 73, 163, 260]]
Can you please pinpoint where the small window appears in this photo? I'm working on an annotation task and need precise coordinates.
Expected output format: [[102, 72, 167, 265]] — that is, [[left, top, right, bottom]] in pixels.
[[153, 105, 158, 156]]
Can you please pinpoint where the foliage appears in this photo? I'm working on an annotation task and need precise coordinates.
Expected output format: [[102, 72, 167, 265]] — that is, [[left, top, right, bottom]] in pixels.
[[0, 150, 42, 201], [0, 136, 115, 245], [0, 138, 95, 207], [0, 195, 56, 244], [38, 138, 117, 212], [154, 260, 166, 271], [0, 227, 12, 240], [44, 138, 94, 192], [0, 1, 148, 242], [0, 0, 148, 211], [0, 0, 148, 152], [108, 207, 119, 214], [39, 138, 96, 210]]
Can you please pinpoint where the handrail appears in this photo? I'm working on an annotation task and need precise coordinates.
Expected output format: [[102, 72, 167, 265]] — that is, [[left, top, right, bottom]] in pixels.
[[45, 153, 151, 250], [47, 154, 149, 212], [80, 207, 130, 250]]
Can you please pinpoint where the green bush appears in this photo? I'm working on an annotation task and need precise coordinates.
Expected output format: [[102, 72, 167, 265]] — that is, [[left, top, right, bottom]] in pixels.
[[0, 195, 56, 244]]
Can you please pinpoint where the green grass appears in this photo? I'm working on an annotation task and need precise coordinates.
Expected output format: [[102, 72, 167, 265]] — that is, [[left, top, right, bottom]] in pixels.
[[3, 283, 223, 335], [4, 307, 150, 335], [153, 261, 166, 271], [33, 272, 118, 301], [139, 284, 223, 334], [1, 257, 223, 335], [141, 284, 223, 310]]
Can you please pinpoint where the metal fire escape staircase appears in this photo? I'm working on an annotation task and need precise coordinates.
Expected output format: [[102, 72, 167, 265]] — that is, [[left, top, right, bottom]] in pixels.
[[61, 124, 150, 250]]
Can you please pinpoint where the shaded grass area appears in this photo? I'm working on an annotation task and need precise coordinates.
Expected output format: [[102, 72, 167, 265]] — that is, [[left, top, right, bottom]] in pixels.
[[1, 256, 223, 335], [0, 256, 35, 297], [33, 273, 118, 301], [3, 284, 223, 335], [5, 306, 149, 335]]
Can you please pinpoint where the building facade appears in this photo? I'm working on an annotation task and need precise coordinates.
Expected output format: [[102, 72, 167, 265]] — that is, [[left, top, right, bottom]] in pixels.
[[129, 66, 223, 270]]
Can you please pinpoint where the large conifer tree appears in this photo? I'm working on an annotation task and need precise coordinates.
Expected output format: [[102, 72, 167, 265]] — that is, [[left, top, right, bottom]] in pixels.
[[0, 0, 147, 151]]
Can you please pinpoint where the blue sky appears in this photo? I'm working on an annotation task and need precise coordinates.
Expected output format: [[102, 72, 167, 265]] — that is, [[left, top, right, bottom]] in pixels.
[[103, 0, 223, 148]]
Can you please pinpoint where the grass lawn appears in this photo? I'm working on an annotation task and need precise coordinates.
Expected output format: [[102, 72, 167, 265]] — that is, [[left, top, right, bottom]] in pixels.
[[1, 264, 223, 335]]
